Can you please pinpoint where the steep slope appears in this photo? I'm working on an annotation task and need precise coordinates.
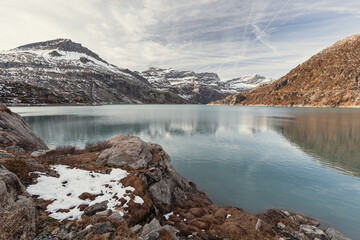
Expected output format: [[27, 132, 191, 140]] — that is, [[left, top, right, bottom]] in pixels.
[[0, 39, 187, 105], [0, 104, 47, 151], [139, 67, 272, 104], [211, 33, 360, 107]]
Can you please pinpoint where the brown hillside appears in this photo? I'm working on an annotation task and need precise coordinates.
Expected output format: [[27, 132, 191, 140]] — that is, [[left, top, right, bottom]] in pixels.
[[211, 33, 360, 107]]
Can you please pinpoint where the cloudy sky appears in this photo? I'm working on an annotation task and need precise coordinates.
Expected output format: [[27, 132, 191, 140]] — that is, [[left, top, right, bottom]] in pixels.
[[1, 0, 360, 79]]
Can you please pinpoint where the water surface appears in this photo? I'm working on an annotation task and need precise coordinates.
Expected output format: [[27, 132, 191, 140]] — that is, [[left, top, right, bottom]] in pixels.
[[10, 105, 360, 239]]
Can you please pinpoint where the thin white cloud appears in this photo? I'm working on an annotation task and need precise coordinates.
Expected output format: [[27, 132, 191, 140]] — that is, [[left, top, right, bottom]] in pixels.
[[0, 0, 360, 79]]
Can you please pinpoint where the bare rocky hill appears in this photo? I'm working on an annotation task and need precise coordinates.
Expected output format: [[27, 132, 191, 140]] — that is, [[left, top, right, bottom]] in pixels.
[[0, 39, 186, 105], [211, 33, 360, 107]]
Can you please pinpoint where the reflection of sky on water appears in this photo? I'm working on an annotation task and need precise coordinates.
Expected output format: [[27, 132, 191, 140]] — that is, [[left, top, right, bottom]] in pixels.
[[14, 105, 360, 178]]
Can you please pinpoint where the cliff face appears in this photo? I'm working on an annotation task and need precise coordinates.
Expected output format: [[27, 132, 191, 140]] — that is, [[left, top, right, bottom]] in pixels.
[[0, 39, 187, 105], [211, 33, 360, 107]]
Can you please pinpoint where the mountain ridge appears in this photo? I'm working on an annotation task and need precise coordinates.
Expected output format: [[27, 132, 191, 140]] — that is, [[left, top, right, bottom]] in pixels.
[[139, 67, 273, 104], [210, 33, 360, 107], [13, 38, 107, 63], [0, 39, 187, 105]]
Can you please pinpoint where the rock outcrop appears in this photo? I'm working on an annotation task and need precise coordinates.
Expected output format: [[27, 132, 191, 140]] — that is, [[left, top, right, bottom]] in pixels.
[[0, 165, 37, 240], [211, 33, 360, 107], [96, 134, 207, 213], [0, 104, 48, 152]]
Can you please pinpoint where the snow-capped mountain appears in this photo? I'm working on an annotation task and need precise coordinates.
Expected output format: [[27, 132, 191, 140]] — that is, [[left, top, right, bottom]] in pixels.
[[139, 67, 273, 104], [0, 39, 186, 105], [224, 74, 274, 93]]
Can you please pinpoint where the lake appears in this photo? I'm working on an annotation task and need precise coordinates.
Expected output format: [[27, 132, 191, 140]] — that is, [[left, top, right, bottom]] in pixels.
[[10, 105, 360, 239]]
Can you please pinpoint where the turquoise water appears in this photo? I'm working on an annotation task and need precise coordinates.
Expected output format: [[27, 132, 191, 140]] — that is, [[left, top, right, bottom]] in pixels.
[[10, 105, 360, 239]]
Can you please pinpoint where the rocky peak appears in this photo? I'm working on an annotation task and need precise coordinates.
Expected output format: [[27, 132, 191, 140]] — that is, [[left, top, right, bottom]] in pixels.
[[14, 38, 107, 63]]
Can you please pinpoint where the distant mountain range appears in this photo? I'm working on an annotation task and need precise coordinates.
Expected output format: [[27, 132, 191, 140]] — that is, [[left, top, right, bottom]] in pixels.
[[139, 67, 273, 104], [211, 33, 360, 107], [0, 39, 272, 105]]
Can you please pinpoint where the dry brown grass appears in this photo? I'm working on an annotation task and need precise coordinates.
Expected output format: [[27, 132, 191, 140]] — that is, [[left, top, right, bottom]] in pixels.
[[85, 141, 111, 152], [158, 229, 175, 240], [39, 150, 100, 169], [78, 192, 97, 201], [120, 174, 153, 225], [1, 158, 46, 186]]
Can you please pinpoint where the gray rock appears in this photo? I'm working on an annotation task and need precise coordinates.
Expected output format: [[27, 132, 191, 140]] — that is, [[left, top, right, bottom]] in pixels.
[[95, 209, 112, 218], [300, 225, 327, 239], [0, 151, 14, 159], [147, 231, 160, 240], [149, 179, 172, 207], [0, 107, 48, 151], [75, 227, 91, 239], [95, 134, 206, 212], [30, 150, 51, 157], [277, 222, 286, 229], [161, 225, 180, 240], [0, 166, 37, 240], [148, 231, 159, 240], [5, 145, 26, 154], [25, 158, 46, 171], [84, 200, 108, 216], [91, 222, 115, 234], [130, 224, 142, 234], [64, 222, 74, 231], [141, 218, 161, 237], [96, 134, 154, 169], [326, 228, 351, 240], [108, 211, 123, 224]]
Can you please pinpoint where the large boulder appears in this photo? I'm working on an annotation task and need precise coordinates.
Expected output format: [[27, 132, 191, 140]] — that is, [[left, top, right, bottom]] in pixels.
[[0, 104, 48, 152], [0, 165, 37, 239], [96, 134, 209, 212], [96, 134, 153, 169]]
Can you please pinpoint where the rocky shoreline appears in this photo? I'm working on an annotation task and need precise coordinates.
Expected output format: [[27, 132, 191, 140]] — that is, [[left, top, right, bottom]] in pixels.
[[0, 105, 351, 240]]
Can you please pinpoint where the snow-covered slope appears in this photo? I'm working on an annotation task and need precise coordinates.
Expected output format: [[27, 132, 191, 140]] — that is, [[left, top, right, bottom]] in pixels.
[[0, 39, 186, 105], [139, 67, 273, 104], [223, 74, 274, 93]]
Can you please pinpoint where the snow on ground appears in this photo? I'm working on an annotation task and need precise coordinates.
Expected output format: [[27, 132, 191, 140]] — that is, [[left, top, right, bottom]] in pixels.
[[164, 212, 173, 220], [27, 165, 144, 221]]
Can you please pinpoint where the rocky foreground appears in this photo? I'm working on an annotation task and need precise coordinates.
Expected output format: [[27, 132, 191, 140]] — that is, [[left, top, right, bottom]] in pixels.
[[0, 105, 351, 240]]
